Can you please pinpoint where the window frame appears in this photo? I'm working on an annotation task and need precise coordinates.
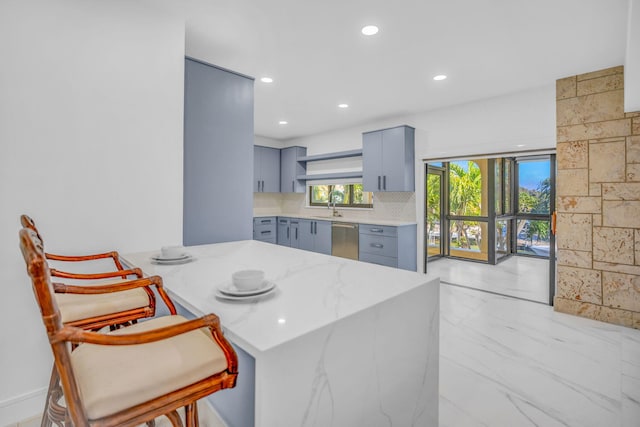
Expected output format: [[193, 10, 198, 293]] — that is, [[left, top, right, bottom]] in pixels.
[[308, 183, 373, 209]]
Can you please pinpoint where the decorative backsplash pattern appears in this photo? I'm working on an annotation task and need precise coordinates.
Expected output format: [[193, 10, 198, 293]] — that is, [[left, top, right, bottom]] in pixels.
[[254, 191, 417, 223], [555, 65, 640, 329]]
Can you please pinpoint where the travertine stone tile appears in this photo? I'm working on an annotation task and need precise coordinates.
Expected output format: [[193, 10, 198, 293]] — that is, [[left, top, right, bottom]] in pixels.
[[593, 214, 602, 226], [603, 271, 640, 312], [557, 119, 630, 142], [557, 266, 602, 304], [593, 227, 634, 264], [558, 249, 592, 269], [628, 164, 640, 182], [594, 262, 640, 276], [556, 91, 624, 126], [626, 112, 640, 118], [589, 183, 602, 196], [602, 183, 640, 200], [556, 76, 576, 100], [636, 230, 640, 266], [557, 213, 592, 251], [577, 73, 624, 96], [557, 141, 588, 168], [556, 169, 589, 196], [603, 201, 640, 227], [576, 66, 624, 81], [554, 297, 634, 327], [557, 196, 601, 213], [589, 140, 626, 182], [633, 117, 640, 135], [628, 136, 640, 163]]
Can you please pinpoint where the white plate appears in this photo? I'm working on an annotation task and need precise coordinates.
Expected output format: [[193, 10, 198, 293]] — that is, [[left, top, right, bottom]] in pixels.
[[218, 280, 276, 297], [215, 285, 277, 301], [152, 252, 190, 261], [151, 254, 193, 265]]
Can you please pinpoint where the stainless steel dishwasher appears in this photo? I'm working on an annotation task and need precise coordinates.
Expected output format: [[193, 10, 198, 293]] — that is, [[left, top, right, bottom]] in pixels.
[[331, 222, 359, 260]]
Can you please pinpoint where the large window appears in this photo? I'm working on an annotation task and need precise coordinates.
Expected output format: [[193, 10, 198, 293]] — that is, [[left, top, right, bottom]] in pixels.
[[309, 184, 373, 208], [516, 159, 551, 256]]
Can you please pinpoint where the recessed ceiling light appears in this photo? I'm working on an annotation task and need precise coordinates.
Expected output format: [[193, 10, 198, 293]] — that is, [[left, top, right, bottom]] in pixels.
[[433, 75, 447, 81], [279, 120, 288, 125], [338, 103, 349, 108], [260, 77, 273, 83], [516, 144, 526, 147], [361, 25, 379, 36]]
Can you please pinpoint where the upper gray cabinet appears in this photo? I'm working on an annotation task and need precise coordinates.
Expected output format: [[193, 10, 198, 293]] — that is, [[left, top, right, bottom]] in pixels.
[[280, 146, 307, 193], [362, 125, 415, 192], [254, 145, 281, 192]]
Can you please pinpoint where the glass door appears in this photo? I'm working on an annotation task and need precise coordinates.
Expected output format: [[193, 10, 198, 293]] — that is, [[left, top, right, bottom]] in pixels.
[[425, 165, 445, 264]]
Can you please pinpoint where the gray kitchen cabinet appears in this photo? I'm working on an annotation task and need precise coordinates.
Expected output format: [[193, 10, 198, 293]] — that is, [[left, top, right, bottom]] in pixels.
[[358, 223, 417, 271], [253, 217, 277, 244], [362, 125, 415, 192], [280, 146, 307, 193], [254, 145, 281, 193], [289, 219, 301, 248], [298, 219, 331, 255], [184, 58, 254, 245], [277, 217, 290, 246]]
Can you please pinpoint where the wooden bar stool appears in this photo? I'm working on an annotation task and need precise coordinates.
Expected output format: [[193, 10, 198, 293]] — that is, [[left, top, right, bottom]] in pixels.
[[19, 228, 238, 427]]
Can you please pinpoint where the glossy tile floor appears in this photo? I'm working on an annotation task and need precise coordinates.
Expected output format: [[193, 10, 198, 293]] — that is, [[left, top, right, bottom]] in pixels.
[[12, 282, 640, 427], [427, 255, 551, 303]]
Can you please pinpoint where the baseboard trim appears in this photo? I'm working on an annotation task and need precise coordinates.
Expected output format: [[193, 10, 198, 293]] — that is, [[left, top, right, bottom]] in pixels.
[[0, 387, 46, 426]]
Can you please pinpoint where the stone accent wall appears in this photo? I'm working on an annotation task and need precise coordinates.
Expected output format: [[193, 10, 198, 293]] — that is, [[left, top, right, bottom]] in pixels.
[[555, 66, 640, 329]]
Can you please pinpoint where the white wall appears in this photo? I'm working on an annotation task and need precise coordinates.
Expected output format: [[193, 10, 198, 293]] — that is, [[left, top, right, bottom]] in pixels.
[[286, 85, 556, 271], [625, 0, 640, 112], [0, 1, 185, 423]]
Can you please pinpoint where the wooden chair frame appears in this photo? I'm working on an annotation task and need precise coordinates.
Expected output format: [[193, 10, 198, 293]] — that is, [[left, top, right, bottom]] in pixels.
[[19, 228, 238, 427]]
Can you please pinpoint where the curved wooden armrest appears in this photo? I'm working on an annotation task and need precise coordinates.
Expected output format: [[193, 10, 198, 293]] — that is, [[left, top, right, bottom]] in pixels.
[[53, 314, 219, 345], [50, 267, 142, 280], [46, 250, 124, 270], [53, 276, 158, 294]]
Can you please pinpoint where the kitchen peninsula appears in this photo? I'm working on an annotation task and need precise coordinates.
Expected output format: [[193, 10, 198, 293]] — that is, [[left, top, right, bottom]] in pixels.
[[123, 240, 439, 427]]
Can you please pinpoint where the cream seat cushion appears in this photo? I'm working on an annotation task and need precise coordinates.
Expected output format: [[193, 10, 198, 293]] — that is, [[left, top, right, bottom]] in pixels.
[[56, 281, 151, 323], [70, 315, 228, 419]]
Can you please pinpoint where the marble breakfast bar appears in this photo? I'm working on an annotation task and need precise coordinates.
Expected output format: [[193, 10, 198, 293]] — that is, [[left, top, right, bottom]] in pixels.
[[123, 240, 439, 427]]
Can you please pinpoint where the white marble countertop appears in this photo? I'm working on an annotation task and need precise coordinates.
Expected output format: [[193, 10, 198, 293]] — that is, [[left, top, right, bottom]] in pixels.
[[254, 213, 417, 227], [122, 240, 434, 356]]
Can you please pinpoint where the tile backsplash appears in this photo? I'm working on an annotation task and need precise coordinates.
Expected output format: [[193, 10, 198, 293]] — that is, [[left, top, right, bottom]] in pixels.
[[254, 192, 416, 223]]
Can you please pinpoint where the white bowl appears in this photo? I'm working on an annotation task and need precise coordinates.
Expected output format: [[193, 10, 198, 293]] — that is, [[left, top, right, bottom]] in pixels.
[[161, 245, 185, 259], [232, 269, 265, 291]]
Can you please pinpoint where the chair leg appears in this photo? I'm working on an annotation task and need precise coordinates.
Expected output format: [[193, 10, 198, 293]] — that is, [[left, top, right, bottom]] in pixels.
[[185, 403, 199, 427], [40, 365, 58, 427], [165, 410, 183, 427]]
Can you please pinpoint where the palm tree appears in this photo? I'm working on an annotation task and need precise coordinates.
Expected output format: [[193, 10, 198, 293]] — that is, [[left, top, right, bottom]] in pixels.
[[449, 161, 482, 248]]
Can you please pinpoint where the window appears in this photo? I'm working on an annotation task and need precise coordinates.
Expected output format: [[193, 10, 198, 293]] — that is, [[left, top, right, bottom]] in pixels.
[[309, 184, 373, 208]]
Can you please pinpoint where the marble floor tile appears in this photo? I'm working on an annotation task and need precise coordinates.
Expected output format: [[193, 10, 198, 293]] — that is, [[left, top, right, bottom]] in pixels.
[[428, 256, 551, 303], [440, 283, 640, 427]]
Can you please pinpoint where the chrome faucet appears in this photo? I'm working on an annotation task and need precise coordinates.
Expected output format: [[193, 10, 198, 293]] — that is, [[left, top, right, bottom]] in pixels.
[[328, 190, 342, 217]]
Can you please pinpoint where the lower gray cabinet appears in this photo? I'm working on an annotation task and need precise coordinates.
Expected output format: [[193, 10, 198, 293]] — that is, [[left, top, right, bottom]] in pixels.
[[359, 223, 417, 271], [253, 217, 277, 244], [298, 219, 331, 255], [277, 217, 290, 246]]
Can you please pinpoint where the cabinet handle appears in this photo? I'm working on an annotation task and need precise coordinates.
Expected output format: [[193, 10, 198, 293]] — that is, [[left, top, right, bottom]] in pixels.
[[257, 180, 260, 191], [292, 180, 295, 192], [295, 228, 298, 239], [377, 175, 381, 190], [370, 228, 384, 233], [371, 243, 384, 248], [383, 175, 386, 190], [313, 222, 317, 234], [311, 222, 314, 234], [261, 219, 271, 223], [262, 180, 265, 192], [261, 230, 271, 235], [287, 228, 290, 239]]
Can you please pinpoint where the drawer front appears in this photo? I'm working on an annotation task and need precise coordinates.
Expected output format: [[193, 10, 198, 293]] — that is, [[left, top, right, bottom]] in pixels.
[[359, 224, 398, 237], [253, 224, 276, 240], [359, 234, 397, 258], [254, 217, 276, 226], [359, 252, 398, 268]]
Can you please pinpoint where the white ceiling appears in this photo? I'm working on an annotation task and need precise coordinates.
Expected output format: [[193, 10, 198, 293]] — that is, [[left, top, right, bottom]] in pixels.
[[147, 0, 630, 141]]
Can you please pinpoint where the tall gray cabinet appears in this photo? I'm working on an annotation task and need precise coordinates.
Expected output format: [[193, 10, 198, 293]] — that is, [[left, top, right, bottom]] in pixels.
[[184, 58, 254, 245]]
